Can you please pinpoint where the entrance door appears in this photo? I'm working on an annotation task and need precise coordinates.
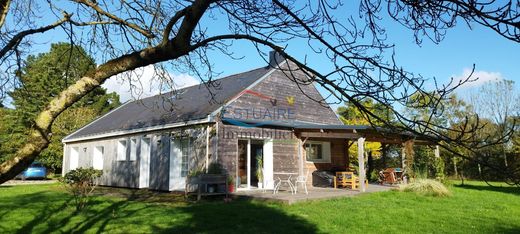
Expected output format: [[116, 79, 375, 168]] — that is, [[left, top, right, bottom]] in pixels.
[[139, 138, 151, 188], [238, 140, 248, 189], [250, 140, 264, 187], [237, 139, 273, 190]]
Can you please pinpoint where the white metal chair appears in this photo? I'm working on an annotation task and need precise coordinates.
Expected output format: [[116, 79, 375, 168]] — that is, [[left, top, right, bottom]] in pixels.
[[295, 170, 309, 194]]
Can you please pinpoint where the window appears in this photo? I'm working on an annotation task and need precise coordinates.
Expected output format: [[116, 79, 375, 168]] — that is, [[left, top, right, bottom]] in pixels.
[[70, 147, 79, 170], [129, 138, 138, 161], [305, 143, 323, 160], [180, 138, 190, 177], [117, 140, 127, 161], [305, 141, 331, 163], [93, 146, 104, 170]]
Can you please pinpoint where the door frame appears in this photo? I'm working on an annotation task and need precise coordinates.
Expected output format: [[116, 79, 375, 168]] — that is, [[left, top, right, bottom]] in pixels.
[[236, 138, 273, 190], [139, 137, 151, 188]]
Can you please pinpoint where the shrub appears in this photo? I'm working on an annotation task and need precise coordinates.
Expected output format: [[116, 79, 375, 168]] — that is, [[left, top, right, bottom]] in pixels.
[[207, 162, 224, 174], [60, 167, 103, 211], [399, 179, 451, 197]]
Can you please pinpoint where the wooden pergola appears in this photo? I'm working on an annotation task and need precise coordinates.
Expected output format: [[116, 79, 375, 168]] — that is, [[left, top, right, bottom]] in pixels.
[[293, 124, 439, 192], [221, 119, 439, 193]]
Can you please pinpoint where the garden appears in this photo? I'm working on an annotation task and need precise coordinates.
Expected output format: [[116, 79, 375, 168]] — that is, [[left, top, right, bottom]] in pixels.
[[1, 180, 518, 233]]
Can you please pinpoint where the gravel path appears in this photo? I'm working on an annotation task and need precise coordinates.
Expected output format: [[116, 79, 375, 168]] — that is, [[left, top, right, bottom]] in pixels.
[[1, 179, 57, 186]]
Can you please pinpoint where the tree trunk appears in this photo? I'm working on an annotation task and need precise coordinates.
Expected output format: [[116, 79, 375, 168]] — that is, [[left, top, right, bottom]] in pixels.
[[0, 44, 187, 183], [453, 157, 458, 178], [0, 0, 217, 184], [0, 0, 10, 29], [381, 144, 387, 169]]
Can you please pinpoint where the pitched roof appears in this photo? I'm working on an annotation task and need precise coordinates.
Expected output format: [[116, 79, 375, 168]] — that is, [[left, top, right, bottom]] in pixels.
[[64, 66, 273, 141]]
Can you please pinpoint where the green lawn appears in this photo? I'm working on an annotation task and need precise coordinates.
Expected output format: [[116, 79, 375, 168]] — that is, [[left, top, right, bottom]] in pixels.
[[0, 181, 519, 234]]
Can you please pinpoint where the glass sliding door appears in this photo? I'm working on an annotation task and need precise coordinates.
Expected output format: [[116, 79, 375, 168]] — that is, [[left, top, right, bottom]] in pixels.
[[237, 139, 268, 189], [238, 140, 248, 188], [250, 140, 264, 188]]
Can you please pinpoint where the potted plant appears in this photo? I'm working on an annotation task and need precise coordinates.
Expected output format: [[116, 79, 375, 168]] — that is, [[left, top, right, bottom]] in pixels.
[[227, 175, 235, 193], [186, 169, 204, 193], [256, 155, 263, 189]]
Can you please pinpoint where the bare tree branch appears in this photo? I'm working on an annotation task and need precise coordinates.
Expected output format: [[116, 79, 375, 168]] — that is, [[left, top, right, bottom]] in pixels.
[[71, 0, 155, 39], [0, 13, 71, 59]]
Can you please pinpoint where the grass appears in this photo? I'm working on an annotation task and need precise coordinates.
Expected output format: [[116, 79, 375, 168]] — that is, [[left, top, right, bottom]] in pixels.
[[399, 179, 451, 197], [0, 181, 519, 233]]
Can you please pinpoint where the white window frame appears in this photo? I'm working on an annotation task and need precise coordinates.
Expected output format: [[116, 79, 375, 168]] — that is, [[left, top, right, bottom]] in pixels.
[[117, 140, 127, 161], [129, 138, 138, 161], [304, 141, 331, 163], [70, 147, 79, 170], [93, 146, 104, 170]]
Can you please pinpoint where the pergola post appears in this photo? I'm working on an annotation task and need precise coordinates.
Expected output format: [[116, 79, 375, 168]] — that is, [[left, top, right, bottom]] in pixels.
[[434, 145, 440, 158], [357, 137, 366, 192], [345, 140, 350, 169], [401, 146, 405, 169], [403, 139, 415, 179], [298, 138, 304, 177], [297, 137, 308, 177]]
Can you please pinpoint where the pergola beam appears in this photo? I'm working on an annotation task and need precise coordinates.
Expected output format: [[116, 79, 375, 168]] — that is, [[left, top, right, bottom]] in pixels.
[[300, 132, 360, 139]]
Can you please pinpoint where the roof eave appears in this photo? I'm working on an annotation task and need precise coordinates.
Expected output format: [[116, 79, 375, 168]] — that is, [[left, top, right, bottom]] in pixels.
[[63, 116, 214, 144]]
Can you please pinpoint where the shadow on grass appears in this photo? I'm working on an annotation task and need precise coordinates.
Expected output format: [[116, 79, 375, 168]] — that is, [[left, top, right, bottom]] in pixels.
[[2, 186, 318, 234], [495, 226, 520, 234], [455, 184, 520, 196], [151, 200, 318, 234]]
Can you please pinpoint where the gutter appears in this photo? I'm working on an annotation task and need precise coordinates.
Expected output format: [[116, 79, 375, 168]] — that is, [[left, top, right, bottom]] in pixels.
[[63, 117, 214, 143]]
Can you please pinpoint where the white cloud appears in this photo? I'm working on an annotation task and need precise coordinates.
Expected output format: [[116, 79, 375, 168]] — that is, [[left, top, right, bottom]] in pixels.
[[102, 65, 199, 102], [451, 68, 503, 89]]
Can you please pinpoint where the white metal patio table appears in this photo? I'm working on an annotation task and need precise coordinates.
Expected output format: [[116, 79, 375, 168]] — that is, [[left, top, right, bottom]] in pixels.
[[273, 172, 298, 194]]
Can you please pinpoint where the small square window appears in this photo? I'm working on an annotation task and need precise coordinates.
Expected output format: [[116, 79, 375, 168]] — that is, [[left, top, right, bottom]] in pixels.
[[305, 143, 323, 160], [305, 141, 331, 163]]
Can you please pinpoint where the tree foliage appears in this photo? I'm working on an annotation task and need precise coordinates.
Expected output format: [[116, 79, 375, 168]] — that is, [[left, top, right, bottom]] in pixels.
[[337, 98, 394, 159], [0, 43, 120, 172]]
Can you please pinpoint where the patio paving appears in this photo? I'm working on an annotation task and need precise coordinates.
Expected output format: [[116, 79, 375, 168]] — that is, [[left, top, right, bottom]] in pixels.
[[234, 184, 396, 204]]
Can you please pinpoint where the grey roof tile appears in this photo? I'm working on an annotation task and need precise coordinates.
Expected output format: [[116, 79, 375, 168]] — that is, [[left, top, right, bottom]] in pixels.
[[65, 66, 272, 140]]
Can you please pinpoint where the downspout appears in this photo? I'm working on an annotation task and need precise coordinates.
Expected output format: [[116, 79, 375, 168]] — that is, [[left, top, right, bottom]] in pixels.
[[215, 121, 219, 162], [205, 124, 210, 173]]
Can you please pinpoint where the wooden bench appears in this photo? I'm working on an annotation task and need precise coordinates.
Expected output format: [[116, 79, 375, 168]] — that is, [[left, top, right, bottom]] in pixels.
[[333, 171, 368, 189]]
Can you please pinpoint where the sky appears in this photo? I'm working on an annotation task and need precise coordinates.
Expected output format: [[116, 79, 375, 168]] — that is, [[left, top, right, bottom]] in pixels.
[[3, 1, 519, 110]]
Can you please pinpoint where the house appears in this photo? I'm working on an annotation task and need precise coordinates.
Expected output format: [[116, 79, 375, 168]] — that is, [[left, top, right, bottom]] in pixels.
[[62, 51, 433, 192]]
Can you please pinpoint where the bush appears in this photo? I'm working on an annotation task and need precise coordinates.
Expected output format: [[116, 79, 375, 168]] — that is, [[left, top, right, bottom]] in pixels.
[[207, 162, 224, 174], [399, 179, 451, 197], [60, 167, 103, 211]]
